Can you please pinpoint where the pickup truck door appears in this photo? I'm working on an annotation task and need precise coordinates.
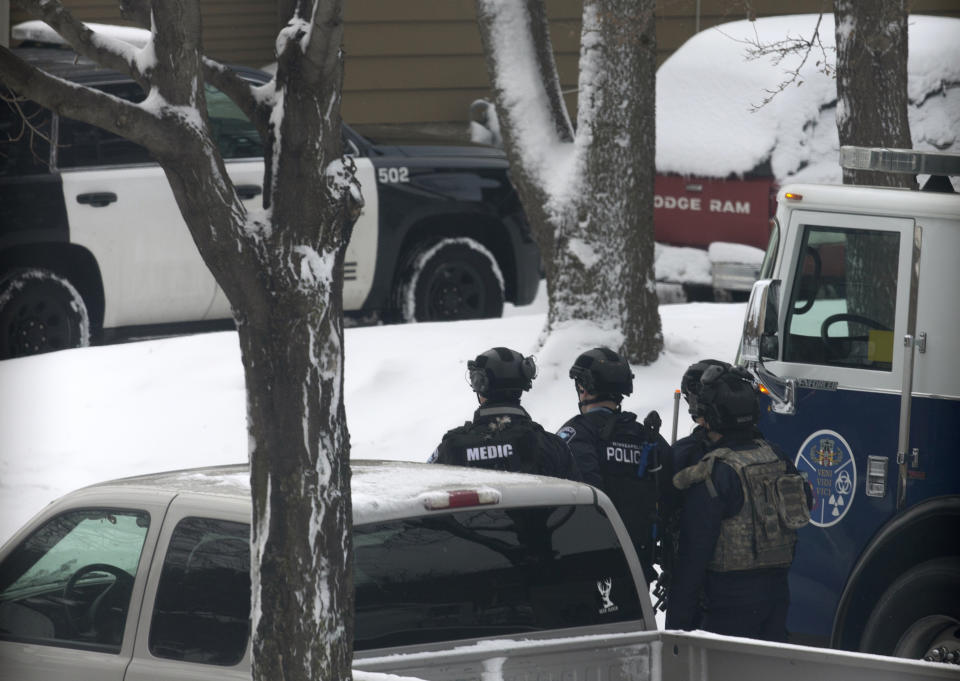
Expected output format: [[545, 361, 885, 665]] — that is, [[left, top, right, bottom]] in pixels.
[[759, 209, 916, 641], [124, 494, 250, 681], [0, 492, 169, 681]]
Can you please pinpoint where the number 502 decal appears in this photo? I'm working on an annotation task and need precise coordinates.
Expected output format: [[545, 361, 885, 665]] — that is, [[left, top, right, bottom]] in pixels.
[[377, 167, 410, 184]]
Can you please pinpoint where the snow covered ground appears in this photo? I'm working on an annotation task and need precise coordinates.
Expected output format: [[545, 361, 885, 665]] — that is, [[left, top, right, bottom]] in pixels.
[[0, 283, 746, 546]]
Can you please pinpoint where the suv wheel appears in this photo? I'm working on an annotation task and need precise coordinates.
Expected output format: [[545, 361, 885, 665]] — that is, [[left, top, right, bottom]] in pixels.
[[398, 238, 504, 322], [0, 268, 91, 359]]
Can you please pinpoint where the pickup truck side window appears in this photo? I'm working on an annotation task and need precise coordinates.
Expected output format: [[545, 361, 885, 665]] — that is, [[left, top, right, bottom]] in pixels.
[[783, 225, 899, 370], [149, 517, 250, 666], [353, 504, 643, 650], [0, 509, 150, 653]]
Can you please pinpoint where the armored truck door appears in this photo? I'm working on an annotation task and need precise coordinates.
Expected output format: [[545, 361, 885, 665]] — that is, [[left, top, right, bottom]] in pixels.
[[759, 209, 916, 644]]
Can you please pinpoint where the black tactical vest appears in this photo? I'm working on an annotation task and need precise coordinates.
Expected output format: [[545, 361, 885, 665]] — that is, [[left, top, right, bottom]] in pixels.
[[593, 412, 661, 569], [438, 412, 545, 475]]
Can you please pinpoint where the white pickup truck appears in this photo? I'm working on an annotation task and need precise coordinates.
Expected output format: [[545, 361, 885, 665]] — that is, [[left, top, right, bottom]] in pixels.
[[0, 461, 952, 680]]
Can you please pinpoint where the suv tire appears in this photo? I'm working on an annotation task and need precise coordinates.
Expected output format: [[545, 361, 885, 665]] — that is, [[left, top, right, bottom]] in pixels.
[[398, 238, 504, 322], [0, 268, 91, 359]]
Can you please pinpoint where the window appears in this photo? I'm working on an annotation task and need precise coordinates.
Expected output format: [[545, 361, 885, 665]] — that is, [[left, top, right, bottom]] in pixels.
[[149, 517, 250, 666], [0, 93, 52, 176], [56, 82, 262, 168], [353, 505, 643, 650], [759, 219, 780, 280], [783, 225, 899, 370], [0, 509, 150, 653], [57, 82, 153, 168], [206, 84, 262, 159]]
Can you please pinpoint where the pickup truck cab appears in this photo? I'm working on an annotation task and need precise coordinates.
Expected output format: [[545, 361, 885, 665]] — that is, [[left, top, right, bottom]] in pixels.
[[0, 461, 652, 680], [0, 23, 540, 360]]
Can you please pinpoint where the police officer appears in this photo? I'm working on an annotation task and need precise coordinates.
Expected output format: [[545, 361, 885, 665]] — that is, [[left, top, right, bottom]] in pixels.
[[430, 347, 581, 481], [665, 364, 810, 641], [557, 347, 672, 584], [673, 359, 732, 473]]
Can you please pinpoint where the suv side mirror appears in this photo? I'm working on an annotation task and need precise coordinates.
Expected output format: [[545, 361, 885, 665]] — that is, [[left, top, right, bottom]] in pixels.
[[741, 279, 781, 362]]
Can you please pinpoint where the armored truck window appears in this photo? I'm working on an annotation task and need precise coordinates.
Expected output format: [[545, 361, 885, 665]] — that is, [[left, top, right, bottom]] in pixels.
[[783, 226, 899, 370], [149, 517, 250, 666], [0, 509, 150, 653], [352, 504, 643, 650]]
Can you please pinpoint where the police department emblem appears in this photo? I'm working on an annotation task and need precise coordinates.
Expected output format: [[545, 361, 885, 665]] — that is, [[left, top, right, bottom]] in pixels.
[[795, 430, 856, 527], [557, 426, 576, 442]]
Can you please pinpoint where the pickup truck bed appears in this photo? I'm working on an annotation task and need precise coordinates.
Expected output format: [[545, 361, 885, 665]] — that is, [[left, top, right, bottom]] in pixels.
[[356, 630, 959, 681]]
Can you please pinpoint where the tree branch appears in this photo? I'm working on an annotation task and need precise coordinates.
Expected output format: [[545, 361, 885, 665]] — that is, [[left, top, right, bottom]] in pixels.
[[13, 0, 148, 89], [0, 46, 169, 154], [721, 12, 834, 111]]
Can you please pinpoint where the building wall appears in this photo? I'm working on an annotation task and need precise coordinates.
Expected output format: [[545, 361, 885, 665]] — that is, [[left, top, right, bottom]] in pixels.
[[9, 0, 960, 129]]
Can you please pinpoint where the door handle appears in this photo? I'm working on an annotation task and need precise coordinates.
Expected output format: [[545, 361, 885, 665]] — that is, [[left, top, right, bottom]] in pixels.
[[76, 192, 118, 207], [236, 185, 262, 200]]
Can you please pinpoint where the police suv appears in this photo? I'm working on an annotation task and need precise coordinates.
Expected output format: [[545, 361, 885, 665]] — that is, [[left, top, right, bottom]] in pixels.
[[0, 25, 540, 360], [739, 147, 960, 663]]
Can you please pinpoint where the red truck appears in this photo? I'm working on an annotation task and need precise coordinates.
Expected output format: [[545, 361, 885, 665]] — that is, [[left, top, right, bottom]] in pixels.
[[653, 173, 777, 300]]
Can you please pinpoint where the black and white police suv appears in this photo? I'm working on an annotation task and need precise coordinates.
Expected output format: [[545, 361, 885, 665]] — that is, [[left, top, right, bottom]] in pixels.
[[0, 25, 540, 360]]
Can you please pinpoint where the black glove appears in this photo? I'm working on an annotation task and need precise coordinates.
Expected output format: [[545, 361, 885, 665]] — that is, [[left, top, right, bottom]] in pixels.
[[644, 410, 662, 432]]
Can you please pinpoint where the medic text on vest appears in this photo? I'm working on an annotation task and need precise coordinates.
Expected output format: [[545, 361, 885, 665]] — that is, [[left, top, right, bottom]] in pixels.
[[606, 443, 647, 465], [467, 444, 514, 461]]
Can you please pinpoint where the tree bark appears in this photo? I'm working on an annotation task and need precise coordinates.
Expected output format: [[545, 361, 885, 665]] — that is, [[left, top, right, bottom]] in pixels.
[[476, 0, 662, 364], [834, 0, 914, 188], [2, 1, 359, 679]]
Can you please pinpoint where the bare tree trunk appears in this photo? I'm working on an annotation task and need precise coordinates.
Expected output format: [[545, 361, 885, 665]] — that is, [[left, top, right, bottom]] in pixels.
[[834, 0, 914, 188], [476, 0, 662, 364], [1, 1, 359, 678]]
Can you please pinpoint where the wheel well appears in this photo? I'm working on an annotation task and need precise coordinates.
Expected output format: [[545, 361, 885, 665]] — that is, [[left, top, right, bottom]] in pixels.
[[1, 244, 105, 333], [399, 213, 518, 300], [833, 495, 960, 651]]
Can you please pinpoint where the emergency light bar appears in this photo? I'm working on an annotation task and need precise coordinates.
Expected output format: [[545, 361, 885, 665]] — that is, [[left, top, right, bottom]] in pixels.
[[839, 146, 960, 176], [421, 488, 501, 510]]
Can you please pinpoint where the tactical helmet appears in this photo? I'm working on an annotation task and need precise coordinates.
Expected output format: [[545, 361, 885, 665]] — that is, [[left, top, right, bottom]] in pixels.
[[569, 347, 634, 398], [697, 364, 760, 432], [681, 359, 731, 418], [467, 347, 537, 399]]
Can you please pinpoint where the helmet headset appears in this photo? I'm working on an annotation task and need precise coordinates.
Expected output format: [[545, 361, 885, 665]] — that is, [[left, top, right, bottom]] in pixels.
[[569, 347, 634, 409], [697, 364, 759, 433], [467, 347, 537, 401]]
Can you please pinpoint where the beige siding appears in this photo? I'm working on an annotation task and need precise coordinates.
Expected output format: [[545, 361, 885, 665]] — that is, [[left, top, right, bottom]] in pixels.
[[9, 0, 959, 127]]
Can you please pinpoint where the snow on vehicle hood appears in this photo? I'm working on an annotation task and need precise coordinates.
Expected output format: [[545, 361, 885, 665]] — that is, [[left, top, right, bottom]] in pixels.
[[655, 14, 960, 184]]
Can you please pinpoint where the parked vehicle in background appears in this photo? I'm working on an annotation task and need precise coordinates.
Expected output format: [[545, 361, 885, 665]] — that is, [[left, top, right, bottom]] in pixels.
[[0, 460, 953, 680], [0, 23, 540, 360], [739, 147, 960, 663]]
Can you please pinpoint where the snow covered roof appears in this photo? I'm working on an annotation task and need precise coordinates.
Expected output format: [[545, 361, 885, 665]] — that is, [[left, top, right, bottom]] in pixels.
[[86, 460, 594, 525], [655, 14, 960, 184], [12, 20, 151, 48]]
